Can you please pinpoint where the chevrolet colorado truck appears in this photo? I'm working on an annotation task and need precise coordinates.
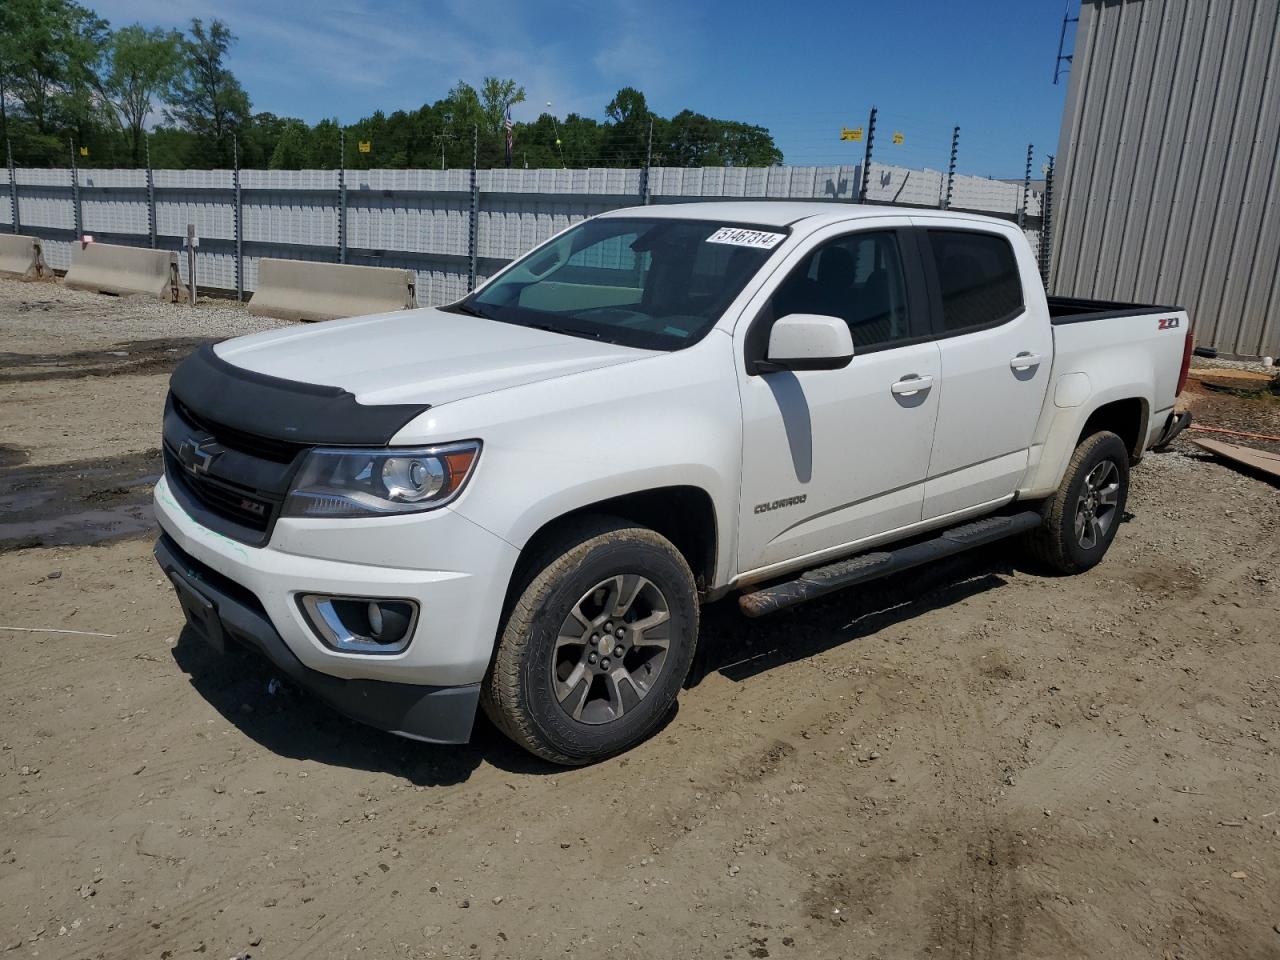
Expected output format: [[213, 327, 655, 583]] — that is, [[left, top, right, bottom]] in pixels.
[[154, 202, 1194, 765]]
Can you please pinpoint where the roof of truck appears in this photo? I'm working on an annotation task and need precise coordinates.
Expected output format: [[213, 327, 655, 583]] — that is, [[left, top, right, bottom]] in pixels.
[[597, 200, 1013, 230]]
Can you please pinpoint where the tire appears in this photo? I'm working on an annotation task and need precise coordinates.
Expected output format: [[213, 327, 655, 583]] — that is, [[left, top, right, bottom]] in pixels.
[[482, 516, 699, 766], [1025, 430, 1130, 575]]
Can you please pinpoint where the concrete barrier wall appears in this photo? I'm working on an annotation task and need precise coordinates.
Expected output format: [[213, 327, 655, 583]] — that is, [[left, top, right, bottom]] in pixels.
[[63, 242, 184, 300], [0, 235, 45, 279], [248, 258, 417, 322]]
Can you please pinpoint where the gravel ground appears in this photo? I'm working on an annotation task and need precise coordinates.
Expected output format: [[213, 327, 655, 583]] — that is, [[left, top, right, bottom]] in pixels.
[[2, 281, 1279, 960], [0, 277, 287, 353]]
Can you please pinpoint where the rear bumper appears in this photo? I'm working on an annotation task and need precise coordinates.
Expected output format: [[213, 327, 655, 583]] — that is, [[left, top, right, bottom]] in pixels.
[[1152, 410, 1193, 450], [154, 534, 480, 744]]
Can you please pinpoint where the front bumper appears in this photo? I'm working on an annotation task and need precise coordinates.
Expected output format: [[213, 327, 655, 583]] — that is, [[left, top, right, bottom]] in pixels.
[[154, 474, 519, 687], [155, 534, 480, 743]]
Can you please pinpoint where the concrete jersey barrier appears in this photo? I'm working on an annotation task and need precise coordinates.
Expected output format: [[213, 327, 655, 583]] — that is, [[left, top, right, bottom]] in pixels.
[[64, 242, 185, 300], [248, 259, 417, 322], [0, 235, 47, 279]]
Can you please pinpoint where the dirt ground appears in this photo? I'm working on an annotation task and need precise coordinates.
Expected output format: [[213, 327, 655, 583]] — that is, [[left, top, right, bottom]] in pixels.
[[1, 276, 1279, 960]]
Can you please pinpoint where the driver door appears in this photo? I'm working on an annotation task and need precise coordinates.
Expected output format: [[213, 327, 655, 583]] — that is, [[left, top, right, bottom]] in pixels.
[[735, 220, 941, 576]]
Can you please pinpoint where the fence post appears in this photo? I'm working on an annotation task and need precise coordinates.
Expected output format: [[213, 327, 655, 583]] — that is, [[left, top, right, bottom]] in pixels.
[[338, 128, 347, 265], [1039, 155, 1055, 289], [5, 138, 18, 234], [185, 222, 197, 305], [943, 126, 959, 210], [467, 124, 478, 292], [640, 116, 653, 204], [233, 132, 243, 301], [859, 106, 877, 203], [1018, 143, 1033, 229], [69, 138, 82, 238], [145, 133, 156, 249]]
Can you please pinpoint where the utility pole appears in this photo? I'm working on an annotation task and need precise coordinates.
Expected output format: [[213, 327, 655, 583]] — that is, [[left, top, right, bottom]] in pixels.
[[641, 116, 653, 204], [943, 126, 959, 210], [69, 138, 83, 238], [434, 132, 454, 170], [1018, 143, 1033, 229], [338, 128, 347, 264], [467, 124, 478, 292], [6, 138, 19, 234], [1039, 155, 1056, 288], [145, 133, 156, 248], [859, 106, 877, 203], [232, 132, 243, 301]]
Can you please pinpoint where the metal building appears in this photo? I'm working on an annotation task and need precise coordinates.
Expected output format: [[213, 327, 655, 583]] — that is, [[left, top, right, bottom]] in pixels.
[[1052, 0, 1280, 358]]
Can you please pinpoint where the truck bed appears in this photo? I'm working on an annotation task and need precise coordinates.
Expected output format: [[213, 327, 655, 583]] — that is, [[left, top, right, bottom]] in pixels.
[[1046, 294, 1184, 325]]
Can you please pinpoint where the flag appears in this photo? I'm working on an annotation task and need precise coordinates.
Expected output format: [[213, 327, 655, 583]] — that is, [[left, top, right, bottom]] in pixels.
[[504, 105, 514, 167]]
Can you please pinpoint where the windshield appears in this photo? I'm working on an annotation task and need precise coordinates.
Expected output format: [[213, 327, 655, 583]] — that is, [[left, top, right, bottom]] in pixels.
[[452, 217, 787, 350]]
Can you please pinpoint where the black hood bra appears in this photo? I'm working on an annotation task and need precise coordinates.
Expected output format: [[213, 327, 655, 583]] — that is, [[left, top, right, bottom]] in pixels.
[[169, 343, 430, 446]]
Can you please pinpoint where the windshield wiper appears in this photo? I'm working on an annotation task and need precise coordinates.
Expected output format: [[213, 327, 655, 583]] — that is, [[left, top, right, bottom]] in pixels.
[[520, 320, 607, 341], [451, 301, 490, 319]]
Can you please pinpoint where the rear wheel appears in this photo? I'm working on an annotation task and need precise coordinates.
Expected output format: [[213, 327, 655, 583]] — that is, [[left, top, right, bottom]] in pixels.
[[1025, 431, 1130, 574], [482, 517, 699, 765]]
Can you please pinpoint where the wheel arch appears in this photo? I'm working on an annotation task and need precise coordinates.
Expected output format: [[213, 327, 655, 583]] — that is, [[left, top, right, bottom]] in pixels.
[[1076, 395, 1150, 463], [504, 485, 720, 608]]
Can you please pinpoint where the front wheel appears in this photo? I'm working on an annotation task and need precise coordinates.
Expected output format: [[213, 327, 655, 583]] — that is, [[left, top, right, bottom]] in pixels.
[[1025, 430, 1130, 575], [482, 517, 699, 765]]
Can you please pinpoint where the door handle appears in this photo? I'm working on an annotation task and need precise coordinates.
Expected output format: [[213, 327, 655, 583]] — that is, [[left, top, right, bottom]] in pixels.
[[891, 374, 934, 397], [1010, 352, 1044, 371]]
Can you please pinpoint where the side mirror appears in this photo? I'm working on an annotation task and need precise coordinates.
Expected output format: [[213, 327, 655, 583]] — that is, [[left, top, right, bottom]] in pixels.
[[756, 314, 854, 373]]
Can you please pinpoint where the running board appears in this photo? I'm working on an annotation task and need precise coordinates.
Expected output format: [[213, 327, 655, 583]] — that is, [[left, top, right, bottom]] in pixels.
[[737, 511, 1043, 618]]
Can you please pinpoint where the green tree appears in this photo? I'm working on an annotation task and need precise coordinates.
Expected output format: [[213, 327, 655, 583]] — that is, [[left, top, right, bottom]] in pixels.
[[167, 18, 250, 166], [603, 87, 652, 166], [0, 0, 109, 162], [479, 76, 525, 153], [104, 24, 182, 164], [268, 120, 309, 169]]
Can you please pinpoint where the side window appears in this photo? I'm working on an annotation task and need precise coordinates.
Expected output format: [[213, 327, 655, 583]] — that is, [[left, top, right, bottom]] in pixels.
[[769, 231, 912, 352], [927, 230, 1023, 333]]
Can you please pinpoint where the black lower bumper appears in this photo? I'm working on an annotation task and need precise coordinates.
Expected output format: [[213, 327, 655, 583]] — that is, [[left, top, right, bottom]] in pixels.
[[153, 534, 479, 744]]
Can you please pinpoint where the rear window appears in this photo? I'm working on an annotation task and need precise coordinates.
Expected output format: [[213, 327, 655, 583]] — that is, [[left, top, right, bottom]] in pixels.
[[928, 230, 1023, 333]]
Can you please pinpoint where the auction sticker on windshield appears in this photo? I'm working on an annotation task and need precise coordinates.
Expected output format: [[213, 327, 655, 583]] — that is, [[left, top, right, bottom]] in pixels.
[[706, 227, 786, 249]]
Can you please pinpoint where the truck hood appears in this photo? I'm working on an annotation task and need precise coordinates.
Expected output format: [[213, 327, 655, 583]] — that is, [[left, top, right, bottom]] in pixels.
[[214, 307, 654, 407]]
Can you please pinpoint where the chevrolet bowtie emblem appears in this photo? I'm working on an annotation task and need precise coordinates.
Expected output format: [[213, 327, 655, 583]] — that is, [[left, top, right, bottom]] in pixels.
[[177, 436, 223, 476]]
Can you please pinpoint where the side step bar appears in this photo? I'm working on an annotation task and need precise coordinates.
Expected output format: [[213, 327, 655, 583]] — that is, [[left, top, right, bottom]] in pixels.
[[737, 511, 1043, 618]]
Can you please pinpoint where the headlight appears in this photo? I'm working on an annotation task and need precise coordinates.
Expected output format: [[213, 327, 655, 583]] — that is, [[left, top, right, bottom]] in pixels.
[[283, 441, 481, 518]]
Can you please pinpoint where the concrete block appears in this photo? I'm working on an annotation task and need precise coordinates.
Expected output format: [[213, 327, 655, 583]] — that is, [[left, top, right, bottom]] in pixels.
[[0, 235, 47, 279], [248, 258, 417, 322], [63, 242, 184, 300]]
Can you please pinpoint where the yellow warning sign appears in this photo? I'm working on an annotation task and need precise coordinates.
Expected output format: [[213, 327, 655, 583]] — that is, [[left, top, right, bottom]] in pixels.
[[892, 132, 905, 145], [358, 140, 372, 154], [840, 127, 863, 142], [79, 146, 89, 157]]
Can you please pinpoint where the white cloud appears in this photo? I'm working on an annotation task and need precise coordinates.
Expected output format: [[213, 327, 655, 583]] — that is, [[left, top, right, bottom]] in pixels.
[[88, 0, 692, 124]]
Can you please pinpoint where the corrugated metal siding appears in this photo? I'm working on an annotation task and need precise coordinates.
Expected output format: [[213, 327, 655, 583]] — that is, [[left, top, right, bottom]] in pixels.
[[1053, 0, 1280, 357]]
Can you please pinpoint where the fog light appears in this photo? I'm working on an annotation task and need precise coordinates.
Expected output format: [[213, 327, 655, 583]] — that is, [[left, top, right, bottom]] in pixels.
[[298, 594, 418, 654]]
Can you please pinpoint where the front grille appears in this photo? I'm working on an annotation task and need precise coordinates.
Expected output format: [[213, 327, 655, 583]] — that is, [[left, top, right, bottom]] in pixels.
[[164, 448, 278, 535], [173, 398, 305, 464], [163, 393, 308, 545]]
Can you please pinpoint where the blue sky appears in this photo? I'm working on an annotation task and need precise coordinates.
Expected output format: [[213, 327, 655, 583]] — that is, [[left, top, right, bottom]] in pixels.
[[89, 0, 1075, 178]]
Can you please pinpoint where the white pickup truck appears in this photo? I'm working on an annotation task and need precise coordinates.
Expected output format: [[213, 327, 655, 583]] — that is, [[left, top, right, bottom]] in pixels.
[[154, 202, 1194, 764]]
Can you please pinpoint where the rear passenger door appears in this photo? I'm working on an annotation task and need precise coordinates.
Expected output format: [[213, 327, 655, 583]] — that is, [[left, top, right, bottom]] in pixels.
[[913, 221, 1053, 520]]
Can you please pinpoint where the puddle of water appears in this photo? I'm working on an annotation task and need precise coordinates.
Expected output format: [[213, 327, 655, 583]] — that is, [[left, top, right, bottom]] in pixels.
[[0, 502, 155, 549], [0, 449, 164, 551]]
